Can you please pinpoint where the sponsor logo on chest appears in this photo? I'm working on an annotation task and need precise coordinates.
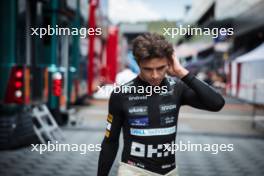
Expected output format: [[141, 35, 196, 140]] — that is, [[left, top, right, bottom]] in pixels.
[[129, 117, 149, 126], [128, 106, 148, 115], [159, 104, 177, 113], [128, 96, 147, 101], [160, 116, 175, 125], [130, 126, 176, 136], [130, 140, 175, 158]]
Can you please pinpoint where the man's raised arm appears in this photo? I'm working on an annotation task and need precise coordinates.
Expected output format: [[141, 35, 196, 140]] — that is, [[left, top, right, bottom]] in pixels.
[[180, 73, 225, 111], [168, 53, 225, 111]]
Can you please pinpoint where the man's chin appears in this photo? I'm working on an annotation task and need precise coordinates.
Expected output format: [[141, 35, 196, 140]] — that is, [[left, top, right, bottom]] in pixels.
[[149, 81, 161, 86]]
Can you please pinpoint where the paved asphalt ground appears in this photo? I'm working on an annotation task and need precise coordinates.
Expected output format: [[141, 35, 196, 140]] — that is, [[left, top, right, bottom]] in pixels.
[[0, 96, 264, 176]]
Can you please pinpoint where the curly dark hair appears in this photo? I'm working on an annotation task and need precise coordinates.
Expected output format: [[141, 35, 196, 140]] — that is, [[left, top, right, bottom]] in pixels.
[[132, 33, 174, 64]]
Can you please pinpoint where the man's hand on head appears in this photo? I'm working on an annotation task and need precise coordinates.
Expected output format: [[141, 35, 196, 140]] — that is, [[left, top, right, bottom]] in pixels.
[[167, 53, 189, 79]]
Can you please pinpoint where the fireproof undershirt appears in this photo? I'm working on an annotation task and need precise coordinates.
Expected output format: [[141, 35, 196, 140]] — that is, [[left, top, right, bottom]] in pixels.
[[97, 73, 225, 176]]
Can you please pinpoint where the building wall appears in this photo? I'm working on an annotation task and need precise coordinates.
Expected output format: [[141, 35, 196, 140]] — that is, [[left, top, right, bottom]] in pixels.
[[185, 0, 214, 24], [215, 0, 262, 20]]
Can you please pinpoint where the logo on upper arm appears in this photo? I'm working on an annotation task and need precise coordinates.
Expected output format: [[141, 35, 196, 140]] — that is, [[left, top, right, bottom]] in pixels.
[[105, 113, 113, 138], [106, 121, 111, 130], [107, 113, 113, 123], [105, 130, 110, 138]]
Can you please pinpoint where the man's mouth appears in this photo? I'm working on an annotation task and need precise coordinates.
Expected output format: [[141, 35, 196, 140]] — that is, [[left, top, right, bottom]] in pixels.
[[150, 80, 161, 85]]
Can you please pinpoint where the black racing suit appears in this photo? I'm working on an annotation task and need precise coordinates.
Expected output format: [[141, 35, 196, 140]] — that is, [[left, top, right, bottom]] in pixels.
[[97, 73, 225, 175]]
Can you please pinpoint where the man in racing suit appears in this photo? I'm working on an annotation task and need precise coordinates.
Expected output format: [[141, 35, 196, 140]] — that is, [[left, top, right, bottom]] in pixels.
[[97, 33, 225, 176]]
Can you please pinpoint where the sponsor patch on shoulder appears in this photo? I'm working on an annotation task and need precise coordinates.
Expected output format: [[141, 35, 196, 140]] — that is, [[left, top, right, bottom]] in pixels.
[[129, 117, 149, 126]]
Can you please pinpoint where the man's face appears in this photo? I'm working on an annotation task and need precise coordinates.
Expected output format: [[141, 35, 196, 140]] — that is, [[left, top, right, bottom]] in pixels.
[[139, 58, 169, 86]]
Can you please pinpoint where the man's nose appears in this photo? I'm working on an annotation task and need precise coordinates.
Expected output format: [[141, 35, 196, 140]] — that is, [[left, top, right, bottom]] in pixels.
[[151, 70, 159, 79]]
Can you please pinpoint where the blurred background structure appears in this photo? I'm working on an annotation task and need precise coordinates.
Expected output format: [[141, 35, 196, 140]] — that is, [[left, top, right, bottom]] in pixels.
[[0, 0, 264, 176]]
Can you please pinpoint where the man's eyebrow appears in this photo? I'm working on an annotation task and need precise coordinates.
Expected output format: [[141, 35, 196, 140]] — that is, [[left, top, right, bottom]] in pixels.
[[142, 65, 167, 70], [157, 65, 167, 69], [142, 67, 153, 70]]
